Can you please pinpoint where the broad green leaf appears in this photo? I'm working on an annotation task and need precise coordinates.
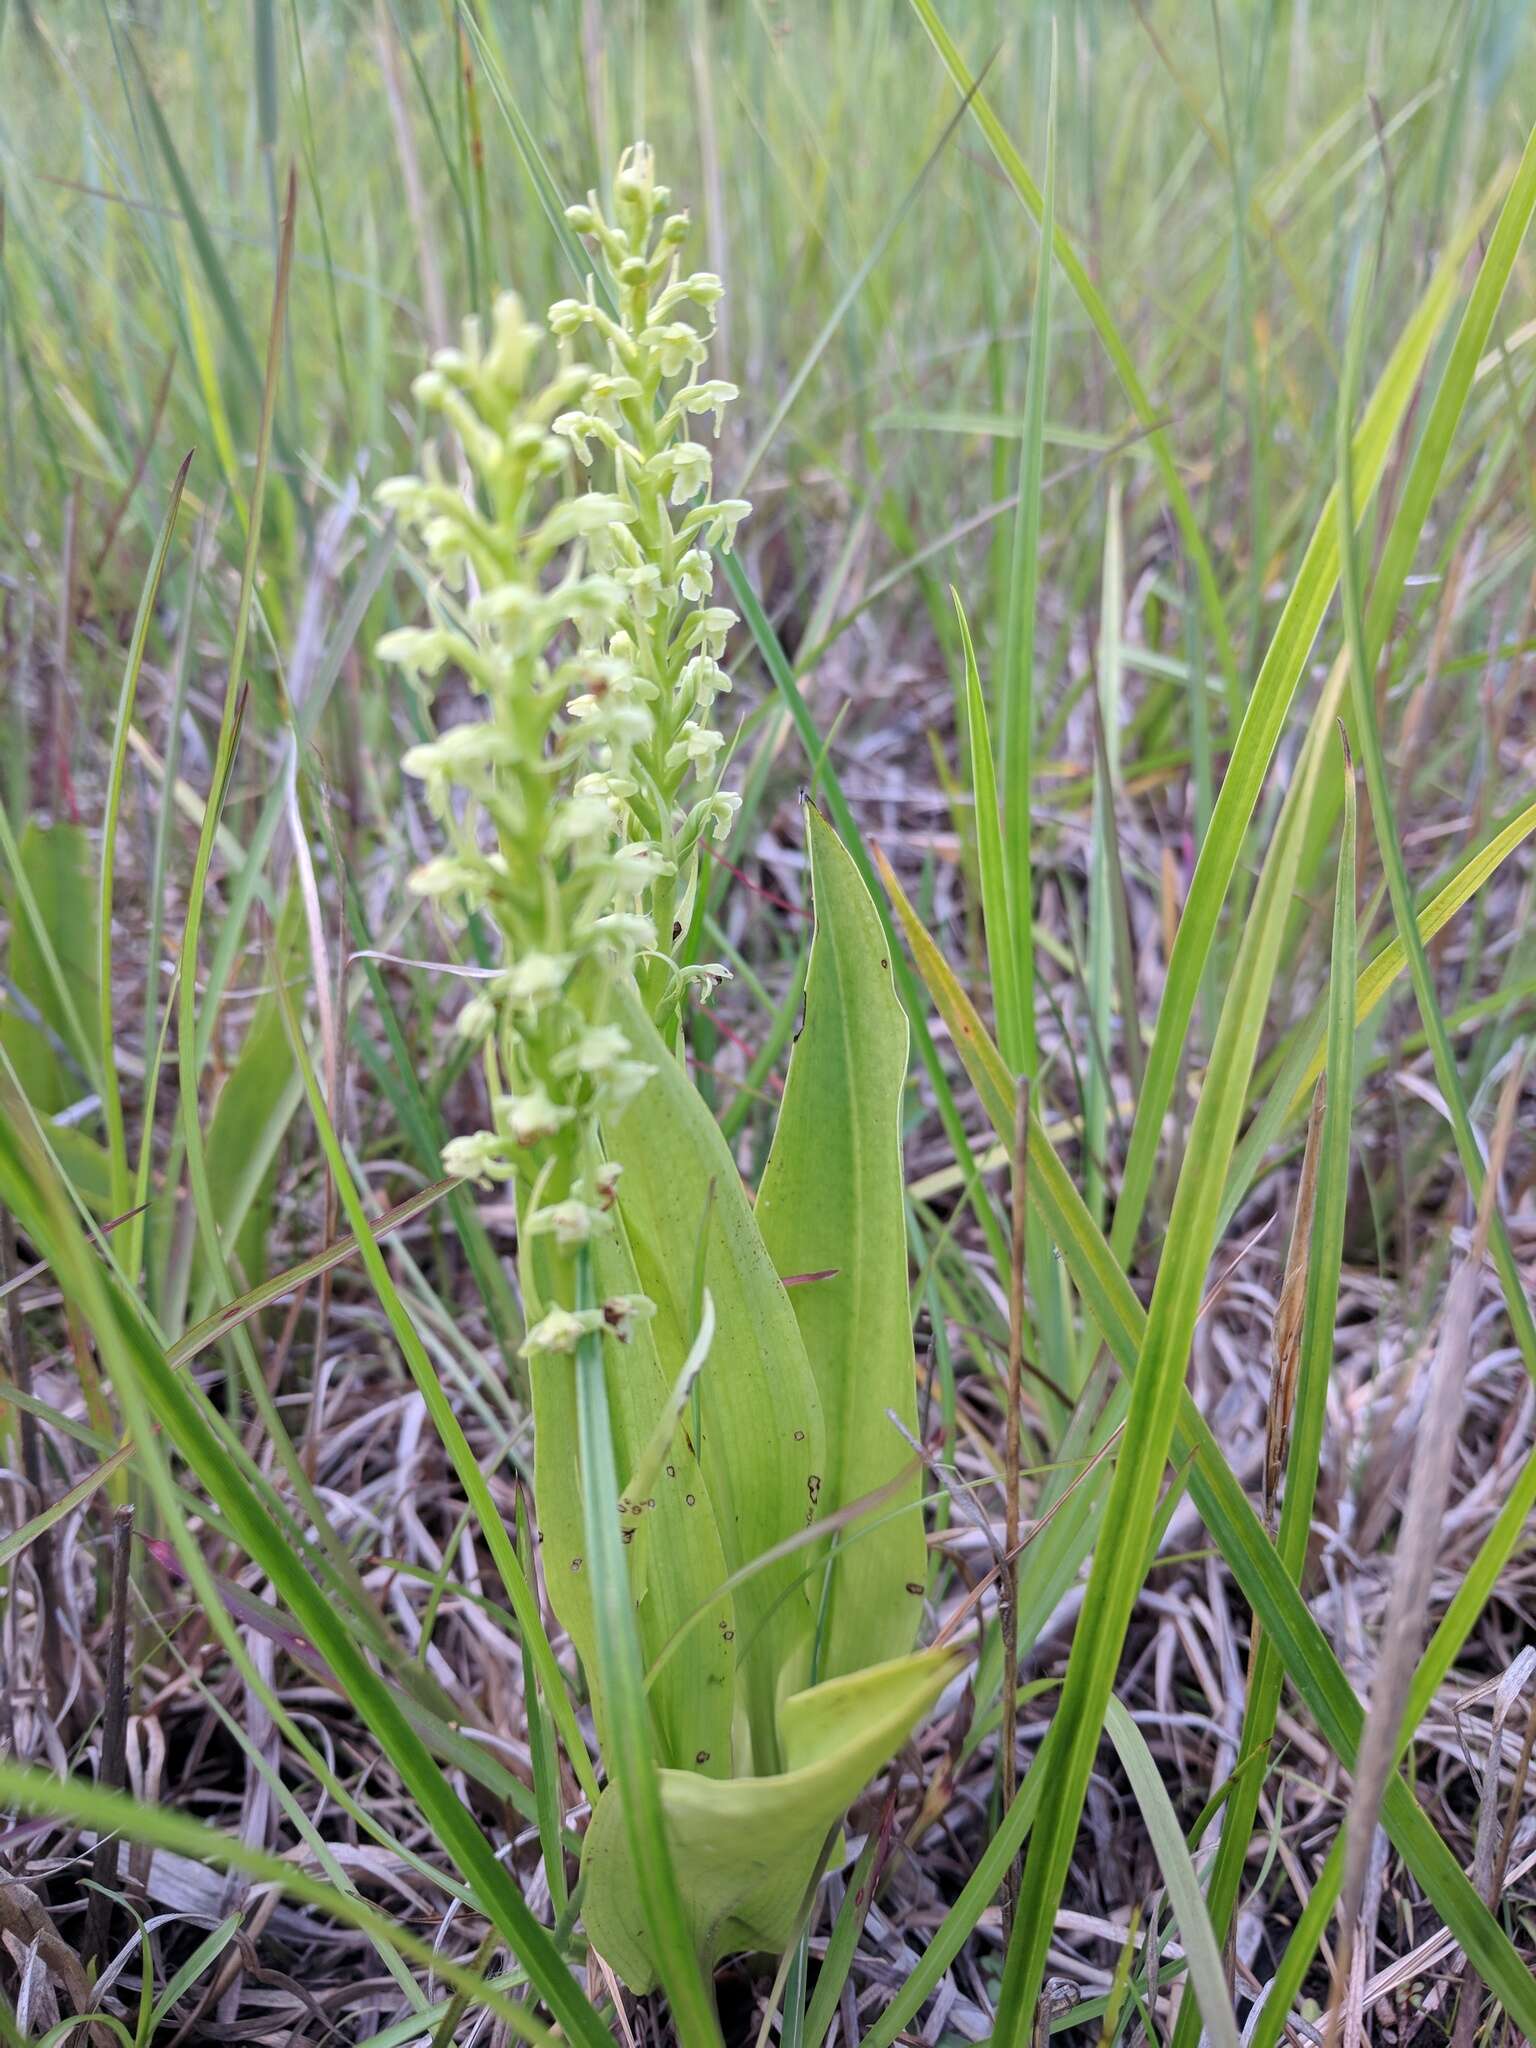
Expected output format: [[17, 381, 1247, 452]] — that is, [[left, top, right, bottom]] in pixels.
[[607, 985, 826, 1775], [526, 1177, 736, 1781], [1, 818, 99, 1112], [581, 1647, 960, 1990], [570, 1248, 725, 2048], [189, 988, 305, 1318], [717, 557, 1015, 1285], [756, 806, 925, 1681], [41, 1123, 116, 1214]]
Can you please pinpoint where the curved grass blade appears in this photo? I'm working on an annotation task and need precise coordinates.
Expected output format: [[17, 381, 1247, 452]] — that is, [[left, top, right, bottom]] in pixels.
[[1108, 155, 1517, 1269], [905, 0, 1237, 695], [1336, 207, 1536, 1380], [1103, 1697, 1240, 2048], [1170, 741, 1357, 2048], [994, 758, 1304, 2040], [861, 1749, 1049, 2048], [167, 1177, 457, 1368], [98, 448, 192, 1223], [1222, 790, 1536, 1235], [0, 1764, 552, 2045], [875, 856, 1536, 2042], [999, 27, 1055, 1076], [270, 967, 601, 1809], [1249, 1424, 1536, 2048], [0, 1080, 607, 2048], [174, 170, 291, 1365]]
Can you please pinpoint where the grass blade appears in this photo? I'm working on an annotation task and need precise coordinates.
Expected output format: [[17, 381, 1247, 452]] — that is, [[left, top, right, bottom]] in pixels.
[[1170, 738, 1357, 2048], [955, 589, 1023, 1066], [1109, 161, 1512, 1268], [1336, 170, 1536, 1383], [992, 707, 1309, 2040], [876, 854, 1536, 2041], [97, 448, 191, 1224], [907, 0, 1236, 693], [0, 1764, 550, 2044], [1103, 1697, 1240, 2048], [998, 26, 1055, 1078], [269, 967, 600, 1808]]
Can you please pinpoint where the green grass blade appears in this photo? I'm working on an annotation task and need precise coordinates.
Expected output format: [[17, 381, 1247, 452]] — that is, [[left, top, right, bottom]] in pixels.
[[0, 1080, 603, 2044], [878, 860, 1536, 2041], [1110, 163, 1512, 1269], [993, 760, 1303, 2039], [801, 1801, 890, 2048], [1083, 475, 1125, 1227], [860, 1752, 1048, 2048], [269, 966, 601, 1809], [1223, 790, 1536, 1237], [954, 589, 1023, 1067], [738, 87, 974, 491], [173, 170, 290, 1357], [166, 1178, 457, 1369], [905, 0, 1237, 697], [0, 1764, 549, 2044], [97, 447, 191, 1224], [1170, 743, 1357, 2048], [998, 26, 1055, 1077], [1337, 167, 1536, 1381], [571, 1247, 724, 2048], [1249, 1427, 1536, 2048], [1103, 1698, 1240, 2048]]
